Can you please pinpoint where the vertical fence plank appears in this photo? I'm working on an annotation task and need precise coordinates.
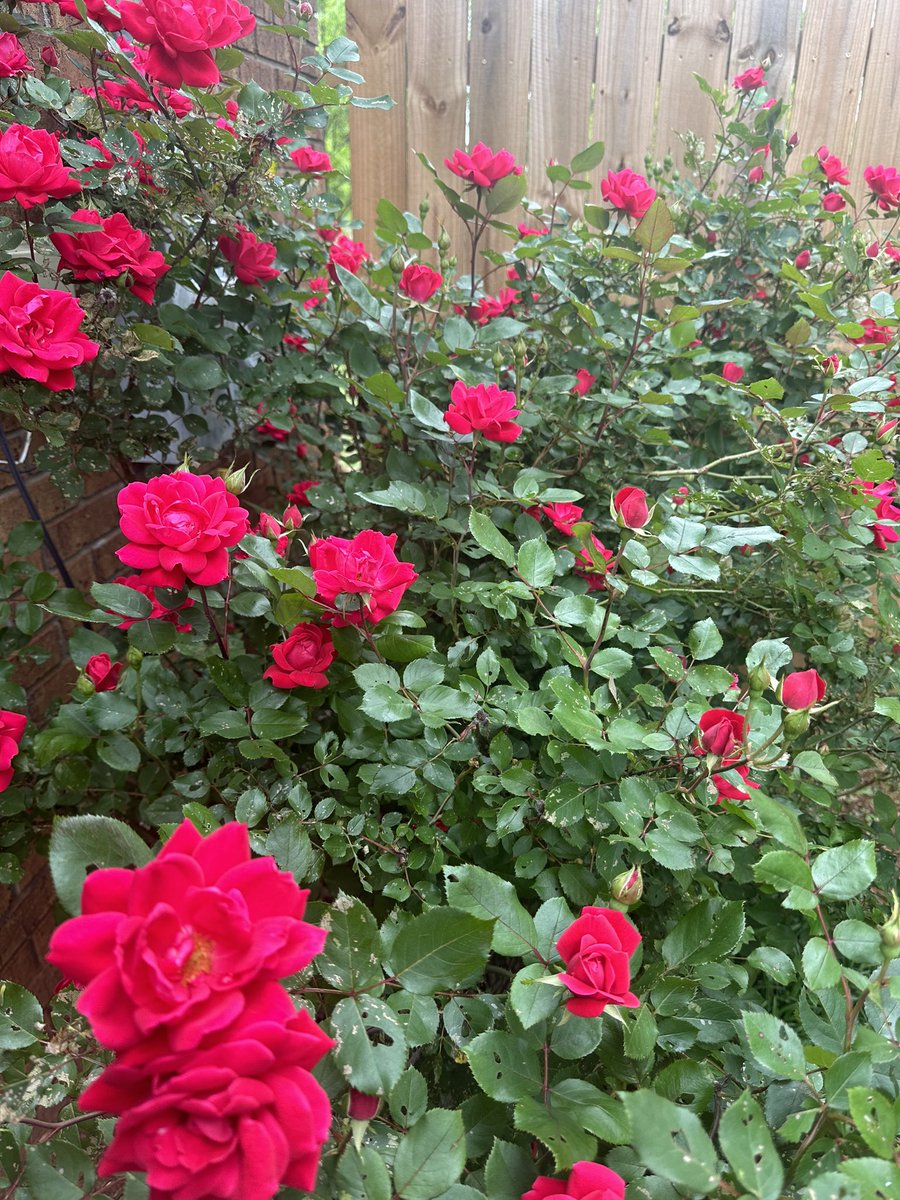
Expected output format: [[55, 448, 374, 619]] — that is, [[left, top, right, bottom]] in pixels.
[[790, 0, 876, 166], [846, 0, 900, 194], [655, 0, 733, 168], [595, 0, 667, 175], [346, 1, 409, 245], [527, 0, 600, 213], [406, 0, 470, 255], [469, 0, 532, 252], [728, 0, 802, 103]]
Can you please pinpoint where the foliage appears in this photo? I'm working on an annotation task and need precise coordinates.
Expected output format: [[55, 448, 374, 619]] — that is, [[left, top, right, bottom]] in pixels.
[[0, 26, 899, 1200]]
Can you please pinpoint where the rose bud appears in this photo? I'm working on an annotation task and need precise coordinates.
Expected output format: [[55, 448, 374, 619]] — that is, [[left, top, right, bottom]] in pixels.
[[876, 419, 898, 444], [866, 239, 880, 258], [722, 361, 744, 383], [613, 486, 650, 530], [779, 668, 826, 710], [881, 892, 900, 962], [84, 653, 124, 693], [223, 462, 255, 494], [610, 866, 643, 906], [41, 44, 59, 68], [348, 1090, 380, 1120], [697, 708, 746, 759], [748, 165, 764, 184], [282, 504, 303, 529], [821, 354, 840, 374], [794, 249, 811, 269]]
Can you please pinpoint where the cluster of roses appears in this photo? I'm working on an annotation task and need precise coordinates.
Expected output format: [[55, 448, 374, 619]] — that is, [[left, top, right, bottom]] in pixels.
[[47, 819, 333, 1200]]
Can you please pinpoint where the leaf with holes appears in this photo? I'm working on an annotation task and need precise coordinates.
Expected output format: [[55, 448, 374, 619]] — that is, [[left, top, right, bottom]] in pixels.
[[623, 1089, 720, 1194], [742, 1011, 807, 1081], [718, 1090, 784, 1200], [847, 1087, 897, 1159], [513, 1095, 598, 1171], [466, 1030, 542, 1102], [335, 1144, 392, 1200], [444, 864, 540, 957], [316, 893, 383, 992], [330, 995, 407, 1096]]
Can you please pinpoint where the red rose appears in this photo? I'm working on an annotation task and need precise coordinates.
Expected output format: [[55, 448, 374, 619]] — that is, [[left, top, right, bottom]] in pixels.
[[0, 124, 81, 208], [286, 480, 317, 508], [817, 146, 850, 186], [556, 906, 641, 1017], [265, 623, 334, 689], [572, 368, 596, 396], [51, 208, 170, 303], [303, 274, 329, 309], [328, 234, 367, 278], [80, 989, 333, 1198], [821, 354, 840, 374], [444, 142, 522, 188], [523, 1162, 626, 1200], [872, 489, 900, 550], [721, 361, 744, 383], [850, 318, 893, 346], [542, 502, 584, 535], [283, 333, 309, 352], [613, 486, 650, 529], [84, 654, 124, 692], [0, 273, 98, 392], [574, 535, 614, 591], [310, 530, 418, 626], [47, 819, 327, 1052], [61, 0, 122, 28], [116, 470, 250, 588], [822, 191, 845, 213], [779, 668, 826, 710], [399, 263, 443, 303], [0, 710, 26, 793], [864, 164, 900, 211], [119, 0, 254, 88], [712, 762, 759, 803], [0, 33, 32, 76], [600, 168, 656, 220], [290, 145, 332, 174], [218, 225, 279, 285], [348, 1089, 380, 1120], [518, 223, 549, 238], [794, 249, 811, 269], [112, 573, 194, 631], [698, 707, 746, 758], [748, 165, 764, 184], [733, 66, 766, 91], [444, 380, 522, 442]]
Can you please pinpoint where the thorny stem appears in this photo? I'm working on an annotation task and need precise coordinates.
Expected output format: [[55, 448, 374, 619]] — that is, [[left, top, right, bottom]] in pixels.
[[200, 586, 229, 659]]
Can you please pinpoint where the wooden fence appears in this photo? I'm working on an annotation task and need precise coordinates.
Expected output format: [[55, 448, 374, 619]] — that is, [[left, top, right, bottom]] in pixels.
[[345, 0, 900, 254]]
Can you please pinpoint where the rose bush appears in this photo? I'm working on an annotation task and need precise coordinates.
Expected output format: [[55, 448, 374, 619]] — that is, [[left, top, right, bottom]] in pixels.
[[0, 14, 898, 1200]]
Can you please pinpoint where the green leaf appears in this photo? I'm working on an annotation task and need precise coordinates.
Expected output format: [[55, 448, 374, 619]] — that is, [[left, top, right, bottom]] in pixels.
[[753, 850, 814, 893], [514, 1096, 598, 1171], [517, 539, 556, 588], [49, 815, 152, 916], [662, 899, 744, 966], [394, 1109, 466, 1200], [688, 617, 723, 660], [334, 262, 381, 318], [852, 448, 893, 483], [742, 1010, 807, 1080], [250, 708, 305, 739], [874, 696, 900, 723], [389, 908, 492, 994], [175, 355, 225, 390], [484, 1140, 537, 1200], [624, 1003, 658, 1059], [317, 893, 382, 991], [97, 732, 141, 774], [390, 1067, 429, 1127], [127, 619, 177, 653], [793, 749, 838, 788], [330, 995, 407, 1095], [802, 936, 842, 990], [468, 509, 516, 567], [811, 840, 877, 900], [634, 198, 674, 254], [483, 171, 528, 216], [847, 1087, 897, 1159], [571, 140, 605, 173], [444, 864, 539, 957], [833, 919, 883, 965], [90, 581, 152, 619], [335, 1145, 393, 1200], [509, 963, 562, 1028], [466, 1031, 542, 1102], [748, 377, 784, 400], [198, 710, 250, 739], [718, 1090, 783, 1200], [745, 792, 808, 854], [360, 684, 415, 723], [623, 1089, 720, 1194], [0, 982, 42, 1049], [747, 946, 795, 984], [590, 648, 633, 679], [265, 814, 321, 883]]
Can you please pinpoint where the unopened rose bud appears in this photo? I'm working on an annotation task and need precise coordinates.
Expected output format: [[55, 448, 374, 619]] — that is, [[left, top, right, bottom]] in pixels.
[[445, 255, 457, 270], [876, 418, 898, 444], [437, 228, 451, 254], [492, 348, 505, 369], [126, 646, 144, 669], [41, 44, 59, 68], [282, 504, 303, 529], [611, 866, 643, 906], [821, 354, 840, 374], [223, 463, 253, 494], [866, 239, 880, 258], [75, 674, 95, 698], [419, 198, 430, 221], [747, 663, 772, 696], [881, 892, 900, 961], [348, 1089, 380, 1120], [298, 1, 314, 18], [513, 338, 528, 363], [612, 485, 650, 530], [788, 131, 799, 147], [783, 709, 811, 738]]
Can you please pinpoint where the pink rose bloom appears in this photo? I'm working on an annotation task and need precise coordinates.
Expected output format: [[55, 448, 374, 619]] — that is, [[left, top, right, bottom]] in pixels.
[[51, 208, 170, 303], [0, 710, 26, 793], [613, 486, 650, 529], [444, 380, 522, 443], [885, 241, 900, 263], [445, 141, 522, 188], [328, 235, 368, 278], [822, 191, 845, 213], [733, 66, 766, 91], [0, 33, 32, 76], [748, 165, 764, 184], [794, 249, 811, 269], [523, 1162, 626, 1200], [817, 146, 849, 186], [600, 168, 656, 220], [303, 275, 329, 309], [119, 0, 255, 88], [518, 223, 550, 238], [542, 502, 584, 535], [219, 225, 279, 285], [116, 470, 250, 588], [722, 361, 744, 383], [112, 572, 195, 631], [80, 987, 333, 1199], [780, 669, 826, 710], [574, 536, 614, 591], [0, 273, 98, 392], [399, 263, 443, 303], [850, 318, 894, 346], [556, 906, 641, 1017], [265, 623, 335, 689], [0, 125, 81, 208], [290, 145, 332, 174], [864, 164, 900, 211], [47, 819, 327, 1052], [310, 530, 418, 626], [18, 0, 122, 27], [84, 653, 124, 692], [572, 368, 596, 396]]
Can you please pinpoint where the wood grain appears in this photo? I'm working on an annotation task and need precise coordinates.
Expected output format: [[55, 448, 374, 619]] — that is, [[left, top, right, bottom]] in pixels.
[[846, 0, 900, 193], [595, 0, 667, 175]]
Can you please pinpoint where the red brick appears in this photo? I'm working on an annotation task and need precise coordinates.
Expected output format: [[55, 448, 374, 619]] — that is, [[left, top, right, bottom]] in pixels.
[[46, 485, 119, 560]]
